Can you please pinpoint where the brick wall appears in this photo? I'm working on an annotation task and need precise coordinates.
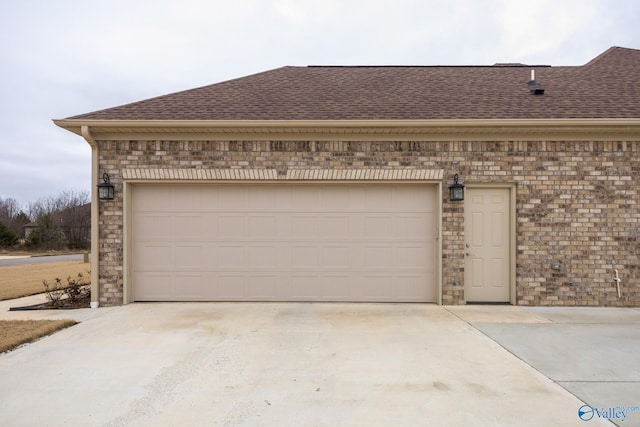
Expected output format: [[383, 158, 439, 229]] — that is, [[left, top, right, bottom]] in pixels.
[[97, 139, 639, 307]]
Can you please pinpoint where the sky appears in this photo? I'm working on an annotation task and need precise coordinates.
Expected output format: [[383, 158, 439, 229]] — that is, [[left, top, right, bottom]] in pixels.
[[1, 0, 639, 209]]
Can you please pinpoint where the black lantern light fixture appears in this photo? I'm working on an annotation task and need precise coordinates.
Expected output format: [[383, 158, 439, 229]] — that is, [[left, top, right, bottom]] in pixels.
[[97, 173, 115, 201], [449, 174, 465, 202]]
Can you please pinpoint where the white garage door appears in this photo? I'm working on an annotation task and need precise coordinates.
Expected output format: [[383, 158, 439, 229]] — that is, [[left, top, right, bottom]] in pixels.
[[131, 184, 436, 302]]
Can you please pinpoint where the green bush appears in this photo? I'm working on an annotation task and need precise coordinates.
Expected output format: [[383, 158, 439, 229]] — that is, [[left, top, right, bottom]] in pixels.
[[0, 221, 18, 247]]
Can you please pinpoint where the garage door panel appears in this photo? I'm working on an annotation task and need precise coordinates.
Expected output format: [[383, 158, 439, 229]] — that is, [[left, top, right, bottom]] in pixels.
[[135, 186, 172, 210], [137, 245, 173, 269], [292, 187, 321, 210], [364, 275, 395, 299], [397, 215, 431, 239], [173, 187, 202, 210], [365, 216, 395, 239], [365, 246, 395, 268], [200, 189, 220, 210], [394, 186, 431, 210], [291, 216, 317, 238], [319, 216, 349, 239], [292, 246, 319, 268], [291, 275, 320, 298], [248, 216, 277, 239], [365, 187, 393, 211], [136, 215, 172, 240], [218, 216, 245, 239], [274, 246, 291, 269], [201, 216, 218, 240], [321, 275, 351, 300], [174, 216, 202, 239], [218, 245, 245, 268], [175, 245, 202, 268], [248, 188, 279, 210], [176, 274, 203, 299], [321, 246, 351, 268], [216, 186, 248, 210], [346, 189, 367, 211], [397, 276, 429, 300], [215, 275, 246, 299], [134, 274, 173, 300], [325, 187, 350, 209], [132, 184, 436, 302], [248, 246, 276, 268], [397, 245, 430, 269]]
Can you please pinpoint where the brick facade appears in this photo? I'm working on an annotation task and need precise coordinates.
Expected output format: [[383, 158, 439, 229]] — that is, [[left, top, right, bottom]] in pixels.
[[96, 139, 639, 307]]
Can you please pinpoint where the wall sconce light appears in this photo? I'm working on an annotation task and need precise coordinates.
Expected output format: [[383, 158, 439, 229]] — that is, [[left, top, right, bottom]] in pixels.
[[449, 174, 465, 202], [97, 173, 114, 200]]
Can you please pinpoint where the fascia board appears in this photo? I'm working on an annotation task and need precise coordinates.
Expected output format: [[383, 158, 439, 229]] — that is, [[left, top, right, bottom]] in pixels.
[[53, 118, 640, 141]]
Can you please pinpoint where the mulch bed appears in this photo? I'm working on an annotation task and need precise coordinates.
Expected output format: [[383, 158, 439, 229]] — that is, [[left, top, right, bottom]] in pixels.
[[9, 296, 91, 311]]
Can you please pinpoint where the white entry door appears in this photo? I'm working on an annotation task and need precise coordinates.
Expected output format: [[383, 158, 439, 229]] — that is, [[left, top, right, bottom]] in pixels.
[[464, 187, 511, 302]]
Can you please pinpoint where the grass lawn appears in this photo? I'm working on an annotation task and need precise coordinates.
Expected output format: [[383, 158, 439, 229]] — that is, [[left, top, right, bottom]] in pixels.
[[0, 261, 91, 301], [0, 319, 77, 353], [0, 260, 88, 354]]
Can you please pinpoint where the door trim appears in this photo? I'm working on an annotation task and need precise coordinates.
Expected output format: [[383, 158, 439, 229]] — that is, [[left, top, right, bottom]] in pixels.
[[123, 179, 443, 304], [464, 183, 516, 304]]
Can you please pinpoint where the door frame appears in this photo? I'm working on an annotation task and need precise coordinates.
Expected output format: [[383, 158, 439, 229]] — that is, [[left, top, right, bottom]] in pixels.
[[463, 183, 517, 305]]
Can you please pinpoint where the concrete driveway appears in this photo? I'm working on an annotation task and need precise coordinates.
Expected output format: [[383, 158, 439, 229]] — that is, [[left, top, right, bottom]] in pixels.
[[452, 306, 640, 427], [0, 301, 622, 427]]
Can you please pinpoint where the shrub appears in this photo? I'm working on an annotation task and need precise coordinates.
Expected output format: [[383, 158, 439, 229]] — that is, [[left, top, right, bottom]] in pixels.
[[43, 273, 91, 308]]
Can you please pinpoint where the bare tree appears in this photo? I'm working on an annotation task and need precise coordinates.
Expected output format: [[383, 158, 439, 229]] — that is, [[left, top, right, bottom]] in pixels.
[[0, 197, 22, 220], [0, 197, 30, 238], [27, 190, 90, 250]]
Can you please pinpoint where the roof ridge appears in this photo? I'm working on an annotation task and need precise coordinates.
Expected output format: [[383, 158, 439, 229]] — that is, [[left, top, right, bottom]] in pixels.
[[584, 46, 640, 66], [306, 64, 552, 68]]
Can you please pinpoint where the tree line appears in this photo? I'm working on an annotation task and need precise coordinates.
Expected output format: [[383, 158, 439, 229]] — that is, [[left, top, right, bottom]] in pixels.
[[0, 190, 90, 250]]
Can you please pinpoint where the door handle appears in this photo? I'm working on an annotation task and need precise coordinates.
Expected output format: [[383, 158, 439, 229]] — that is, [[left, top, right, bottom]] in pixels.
[[465, 252, 471, 256]]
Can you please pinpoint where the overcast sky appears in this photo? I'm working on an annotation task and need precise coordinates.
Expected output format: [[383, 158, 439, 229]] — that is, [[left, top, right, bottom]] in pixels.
[[1, 0, 639, 208]]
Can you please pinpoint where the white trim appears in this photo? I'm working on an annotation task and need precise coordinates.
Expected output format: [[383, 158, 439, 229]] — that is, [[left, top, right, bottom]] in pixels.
[[122, 172, 445, 305], [464, 183, 517, 304], [80, 125, 100, 307]]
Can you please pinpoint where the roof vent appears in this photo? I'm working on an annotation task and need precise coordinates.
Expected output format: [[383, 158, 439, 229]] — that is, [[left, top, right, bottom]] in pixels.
[[528, 69, 545, 95]]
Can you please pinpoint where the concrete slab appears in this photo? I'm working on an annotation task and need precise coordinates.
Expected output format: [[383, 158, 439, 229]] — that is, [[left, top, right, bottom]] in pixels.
[[524, 306, 640, 324], [559, 382, 640, 424], [0, 294, 111, 323], [446, 305, 552, 324], [473, 307, 640, 427], [474, 323, 640, 382], [0, 303, 611, 426]]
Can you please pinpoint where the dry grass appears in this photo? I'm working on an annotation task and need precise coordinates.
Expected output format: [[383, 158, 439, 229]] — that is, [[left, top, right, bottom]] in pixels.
[[0, 319, 77, 353], [0, 261, 91, 301]]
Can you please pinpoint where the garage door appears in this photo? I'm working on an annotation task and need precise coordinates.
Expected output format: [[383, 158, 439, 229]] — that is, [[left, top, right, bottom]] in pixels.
[[131, 184, 436, 302]]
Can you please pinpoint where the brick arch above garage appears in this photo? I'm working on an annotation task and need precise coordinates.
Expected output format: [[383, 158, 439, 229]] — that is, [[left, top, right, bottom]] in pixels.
[[121, 168, 444, 181]]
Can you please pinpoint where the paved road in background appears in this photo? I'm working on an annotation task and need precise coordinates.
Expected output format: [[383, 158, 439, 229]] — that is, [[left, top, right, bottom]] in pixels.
[[0, 254, 87, 267]]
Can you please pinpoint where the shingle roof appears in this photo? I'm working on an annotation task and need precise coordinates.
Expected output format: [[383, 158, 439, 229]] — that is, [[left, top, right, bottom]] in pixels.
[[66, 46, 640, 121]]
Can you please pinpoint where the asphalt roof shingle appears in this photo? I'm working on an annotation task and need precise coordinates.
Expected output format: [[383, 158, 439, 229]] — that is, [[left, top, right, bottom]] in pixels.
[[66, 46, 640, 121]]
